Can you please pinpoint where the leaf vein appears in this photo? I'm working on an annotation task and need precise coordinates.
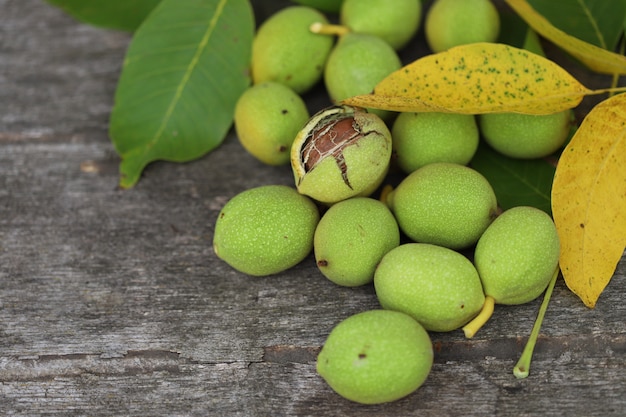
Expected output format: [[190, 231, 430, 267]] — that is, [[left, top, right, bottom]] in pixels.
[[149, 0, 228, 149], [576, 0, 607, 49], [581, 123, 626, 261]]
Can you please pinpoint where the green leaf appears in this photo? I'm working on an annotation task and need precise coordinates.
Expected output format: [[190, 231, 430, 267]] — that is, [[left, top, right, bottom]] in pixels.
[[507, 0, 626, 75], [527, 0, 626, 50], [109, 0, 254, 188], [46, 0, 162, 32], [469, 142, 556, 215]]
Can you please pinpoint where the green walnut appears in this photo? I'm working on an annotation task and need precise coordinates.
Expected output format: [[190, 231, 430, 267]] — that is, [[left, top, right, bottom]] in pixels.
[[340, 0, 422, 50], [314, 197, 400, 286], [213, 185, 320, 276], [324, 32, 401, 121], [475, 206, 560, 305], [374, 243, 485, 332], [387, 162, 497, 250], [478, 110, 572, 159], [317, 309, 433, 404], [391, 112, 479, 173], [463, 206, 560, 338], [234, 82, 309, 165], [291, 105, 392, 204], [251, 6, 334, 94], [425, 0, 500, 53]]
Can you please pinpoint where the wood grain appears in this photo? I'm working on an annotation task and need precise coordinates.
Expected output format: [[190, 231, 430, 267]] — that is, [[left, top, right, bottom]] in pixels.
[[1, 1, 625, 415]]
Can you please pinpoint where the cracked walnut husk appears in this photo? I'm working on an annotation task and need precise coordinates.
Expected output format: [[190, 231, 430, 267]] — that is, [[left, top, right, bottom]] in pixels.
[[290, 105, 392, 204]]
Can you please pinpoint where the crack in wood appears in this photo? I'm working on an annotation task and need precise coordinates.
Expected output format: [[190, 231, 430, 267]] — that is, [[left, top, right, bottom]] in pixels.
[[260, 333, 626, 366], [432, 333, 626, 362], [1, 334, 624, 383], [0, 350, 183, 382], [262, 345, 320, 364]]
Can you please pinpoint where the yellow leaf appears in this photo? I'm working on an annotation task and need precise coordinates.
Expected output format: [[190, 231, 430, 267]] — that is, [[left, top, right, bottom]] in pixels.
[[506, 0, 626, 75], [551, 93, 626, 308], [343, 43, 592, 115]]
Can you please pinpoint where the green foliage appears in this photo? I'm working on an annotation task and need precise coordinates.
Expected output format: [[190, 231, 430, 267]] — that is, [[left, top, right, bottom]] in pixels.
[[108, 0, 254, 188], [46, 0, 162, 32], [470, 142, 556, 215], [527, 0, 626, 50], [49, 0, 626, 197]]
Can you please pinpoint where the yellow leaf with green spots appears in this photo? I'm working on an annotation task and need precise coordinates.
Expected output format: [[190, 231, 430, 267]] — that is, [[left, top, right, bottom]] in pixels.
[[343, 42, 593, 115]]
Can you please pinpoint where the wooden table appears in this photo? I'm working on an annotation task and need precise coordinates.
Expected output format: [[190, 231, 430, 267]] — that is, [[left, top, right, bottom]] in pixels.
[[1, 1, 625, 415]]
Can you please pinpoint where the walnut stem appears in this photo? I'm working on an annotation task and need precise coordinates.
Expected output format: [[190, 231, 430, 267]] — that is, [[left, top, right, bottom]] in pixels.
[[463, 295, 495, 338], [309, 22, 350, 36], [513, 267, 560, 379]]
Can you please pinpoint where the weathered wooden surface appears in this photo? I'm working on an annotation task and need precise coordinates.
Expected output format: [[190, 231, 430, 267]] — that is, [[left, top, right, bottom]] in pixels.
[[1, 1, 625, 416]]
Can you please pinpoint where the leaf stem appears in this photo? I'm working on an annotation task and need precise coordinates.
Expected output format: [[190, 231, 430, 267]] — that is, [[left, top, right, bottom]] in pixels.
[[589, 85, 626, 96], [463, 296, 495, 338], [309, 22, 350, 37], [513, 267, 560, 379]]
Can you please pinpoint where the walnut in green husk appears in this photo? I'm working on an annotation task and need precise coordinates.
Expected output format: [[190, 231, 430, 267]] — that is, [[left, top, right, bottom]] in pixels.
[[291, 105, 392, 204]]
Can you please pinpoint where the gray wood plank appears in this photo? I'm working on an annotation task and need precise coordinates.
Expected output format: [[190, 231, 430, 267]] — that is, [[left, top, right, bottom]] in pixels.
[[1, 1, 625, 416]]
